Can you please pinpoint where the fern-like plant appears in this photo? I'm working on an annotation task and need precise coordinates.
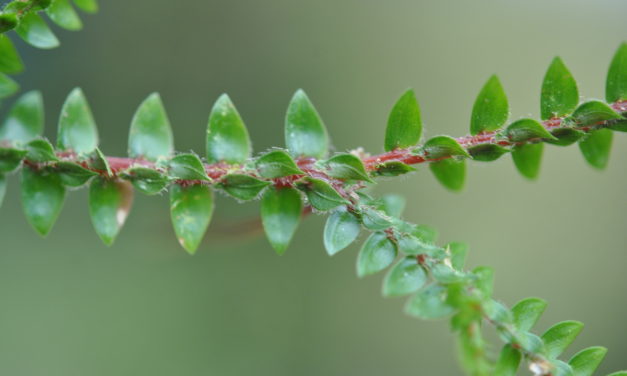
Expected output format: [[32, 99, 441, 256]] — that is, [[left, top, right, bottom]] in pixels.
[[0, 1, 626, 375]]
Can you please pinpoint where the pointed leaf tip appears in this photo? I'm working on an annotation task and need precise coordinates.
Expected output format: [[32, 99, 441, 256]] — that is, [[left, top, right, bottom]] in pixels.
[[57, 88, 99, 154], [0, 90, 44, 143], [207, 94, 251, 164], [471, 75, 509, 135], [323, 207, 360, 256], [129, 93, 174, 161], [21, 167, 66, 236], [384, 89, 422, 151], [89, 178, 133, 246], [541, 57, 579, 120], [579, 129, 613, 170], [357, 231, 397, 277], [285, 89, 328, 158], [261, 186, 302, 254], [170, 184, 214, 254], [606, 42, 627, 103]]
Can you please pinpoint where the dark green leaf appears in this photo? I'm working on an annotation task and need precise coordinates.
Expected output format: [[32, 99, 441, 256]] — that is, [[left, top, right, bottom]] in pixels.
[[430, 158, 465, 191], [46, 0, 82, 30], [547, 128, 585, 146], [541, 57, 579, 120], [285, 89, 328, 158], [385, 89, 422, 151], [323, 206, 360, 256], [606, 42, 627, 103], [468, 143, 509, 162], [261, 186, 302, 254], [383, 256, 427, 297], [380, 193, 405, 218], [324, 153, 373, 182], [512, 143, 543, 180], [218, 174, 270, 201], [0, 91, 44, 143], [0, 147, 26, 172], [541, 320, 584, 359], [89, 178, 133, 245], [128, 93, 174, 161], [295, 176, 347, 211], [120, 166, 169, 195], [88, 148, 112, 177], [568, 347, 607, 376], [0, 173, 6, 208], [167, 153, 209, 181], [357, 231, 397, 277], [54, 161, 98, 187], [0, 13, 18, 33], [255, 150, 304, 178], [447, 242, 468, 270], [73, 0, 98, 13], [21, 166, 65, 236], [360, 206, 393, 230], [511, 297, 547, 332], [473, 266, 493, 297], [0, 73, 18, 98], [505, 118, 556, 142], [15, 12, 59, 49], [206, 94, 251, 164], [25, 139, 58, 162], [170, 183, 214, 254], [579, 129, 613, 170], [609, 118, 627, 132], [470, 75, 509, 135], [405, 284, 454, 319], [422, 135, 470, 158], [372, 161, 416, 176], [57, 88, 99, 154], [0, 35, 24, 73], [606, 372, 627, 376], [570, 101, 621, 127]]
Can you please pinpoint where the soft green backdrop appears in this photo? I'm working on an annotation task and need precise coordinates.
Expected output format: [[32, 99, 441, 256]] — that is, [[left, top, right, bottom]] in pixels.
[[1, 1, 626, 375]]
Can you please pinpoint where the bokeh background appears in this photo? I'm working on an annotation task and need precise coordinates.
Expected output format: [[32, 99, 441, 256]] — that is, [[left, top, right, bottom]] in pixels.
[[1, 0, 626, 375]]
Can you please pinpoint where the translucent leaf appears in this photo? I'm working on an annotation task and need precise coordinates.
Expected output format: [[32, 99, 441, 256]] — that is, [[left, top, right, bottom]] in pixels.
[[285, 89, 328, 158], [57, 88, 99, 154], [430, 158, 465, 191], [15, 12, 59, 49], [255, 150, 304, 178], [54, 161, 98, 187], [323, 206, 360, 256], [383, 256, 427, 297], [167, 153, 210, 181], [494, 345, 521, 376], [541, 321, 584, 359], [206, 94, 251, 164], [128, 93, 174, 161], [0, 147, 27, 172], [372, 161, 415, 176], [89, 178, 133, 245], [405, 283, 454, 319], [422, 135, 469, 158], [170, 184, 214, 254], [260, 186, 302, 254], [541, 57, 579, 120], [120, 167, 169, 195], [579, 129, 613, 170], [0, 73, 19, 99], [468, 144, 509, 161], [21, 167, 65, 236], [295, 176, 347, 211], [511, 297, 547, 332], [505, 118, 556, 142], [324, 153, 373, 182], [512, 143, 543, 180], [46, 0, 83, 30], [25, 139, 57, 162], [606, 42, 627, 103], [568, 346, 607, 376], [73, 0, 98, 13], [357, 231, 397, 277], [470, 75, 509, 135], [0, 91, 44, 143], [0, 35, 24, 73], [384, 89, 422, 151]]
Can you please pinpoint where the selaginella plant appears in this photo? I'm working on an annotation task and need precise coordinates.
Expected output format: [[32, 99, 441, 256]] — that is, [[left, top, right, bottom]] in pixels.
[[0, 1, 626, 375]]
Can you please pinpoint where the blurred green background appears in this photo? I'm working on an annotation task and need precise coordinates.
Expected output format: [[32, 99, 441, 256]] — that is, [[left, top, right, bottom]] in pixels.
[[1, 0, 626, 375]]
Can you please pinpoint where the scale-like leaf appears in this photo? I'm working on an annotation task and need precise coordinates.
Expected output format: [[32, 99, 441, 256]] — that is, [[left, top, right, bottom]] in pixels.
[[295, 177, 347, 211], [372, 161, 415, 176], [383, 256, 427, 297], [0, 35, 24, 73], [170, 184, 214, 254], [57, 88, 99, 154], [357, 231, 397, 277], [218, 174, 270, 201], [541, 57, 579, 120], [385, 89, 422, 151], [468, 144, 509, 162], [579, 129, 613, 170], [46, 0, 82, 30], [167, 154, 209, 181], [430, 158, 465, 191], [129, 93, 174, 161], [0, 147, 27, 172], [0, 91, 44, 143], [606, 43, 627, 103], [261, 186, 302, 254], [21, 167, 65, 236], [54, 161, 98, 187], [470, 75, 509, 135], [255, 150, 304, 178], [505, 118, 556, 142], [285, 89, 328, 158], [25, 139, 57, 162], [120, 167, 169, 195], [15, 12, 59, 49], [89, 178, 133, 245], [206, 94, 251, 163], [512, 143, 543, 180], [324, 153, 373, 182], [323, 206, 360, 256], [570, 101, 621, 127], [422, 135, 469, 158], [405, 283, 454, 319], [541, 321, 584, 359]]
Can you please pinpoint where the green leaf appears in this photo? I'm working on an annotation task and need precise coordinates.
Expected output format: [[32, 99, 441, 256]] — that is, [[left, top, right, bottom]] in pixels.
[[570, 101, 622, 127], [25, 139, 58, 162], [21, 166, 65, 236], [285, 89, 328, 158], [261, 186, 302, 254], [547, 128, 585, 146], [120, 167, 169, 195], [383, 256, 427, 297], [206, 94, 251, 164], [553, 360, 575, 376], [541, 320, 584, 359], [128, 93, 174, 161], [0, 35, 24, 73], [568, 347, 607, 376], [541, 57, 579, 120], [505, 118, 556, 142], [422, 136, 469, 158], [0, 147, 27, 172], [579, 129, 613, 170], [447, 242, 468, 270], [606, 372, 627, 376], [473, 266, 494, 297], [218, 174, 270, 201], [385, 89, 422, 151], [0, 91, 44, 143], [512, 143, 543, 180], [413, 224, 438, 243], [0, 13, 18, 33], [397, 234, 440, 255], [511, 297, 547, 332], [494, 345, 521, 376], [57, 88, 99, 154], [295, 176, 347, 211], [405, 284, 454, 319], [323, 206, 360, 256], [468, 143, 509, 162], [167, 153, 209, 181], [360, 206, 393, 230], [73, 0, 98, 13], [357, 231, 397, 277], [255, 150, 304, 178], [380, 193, 405, 218], [46, 0, 83, 30], [0, 73, 18, 98], [54, 161, 98, 187], [88, 148, 112, 177], [170, 183, 214, 254], [324, 153, 373, 182], [372, 161, 416, 176], [0, 173, 6, 208], [606, 42, 627, 103], [89, 178, 133, 245], [515, 332, 544, 354], [430, 158, 465, 191], [15, 12, 59, 49], [470, 75, 509, 135]]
